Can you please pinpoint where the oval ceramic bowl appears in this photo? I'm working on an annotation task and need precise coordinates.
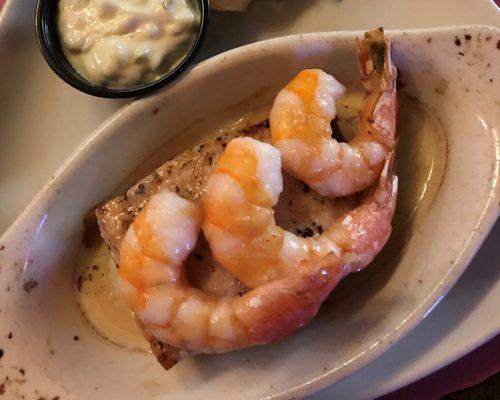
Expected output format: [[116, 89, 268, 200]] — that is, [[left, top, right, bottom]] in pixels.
[[0, 26, 498, 400]]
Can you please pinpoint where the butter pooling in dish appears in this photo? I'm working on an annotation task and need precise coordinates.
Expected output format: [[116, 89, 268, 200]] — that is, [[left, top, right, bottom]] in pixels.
[[57, 0, 200, 88]]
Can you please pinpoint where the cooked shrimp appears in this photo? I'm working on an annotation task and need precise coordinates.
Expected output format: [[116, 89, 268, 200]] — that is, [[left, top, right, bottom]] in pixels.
[[119, 190, 350, 354], [326, 156, 397, 270], [202, 137, 397, 289], [270, 28, 397, 197]]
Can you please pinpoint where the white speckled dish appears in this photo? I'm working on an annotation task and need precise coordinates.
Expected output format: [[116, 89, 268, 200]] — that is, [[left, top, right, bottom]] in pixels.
[[0, 26, 498, 400]]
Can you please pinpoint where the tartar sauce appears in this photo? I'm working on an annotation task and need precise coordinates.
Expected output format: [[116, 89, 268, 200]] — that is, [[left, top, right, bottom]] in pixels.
[[58, 0, 200, 88]]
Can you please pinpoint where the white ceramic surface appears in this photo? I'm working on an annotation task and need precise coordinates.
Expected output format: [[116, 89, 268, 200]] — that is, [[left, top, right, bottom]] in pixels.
[[0, 27, 498, 400], [314, 220, 500, 399], [1, 0, 499, 398]]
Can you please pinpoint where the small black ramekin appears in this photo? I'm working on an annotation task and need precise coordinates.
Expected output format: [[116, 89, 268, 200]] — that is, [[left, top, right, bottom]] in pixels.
[[35, 0, 210, 98]]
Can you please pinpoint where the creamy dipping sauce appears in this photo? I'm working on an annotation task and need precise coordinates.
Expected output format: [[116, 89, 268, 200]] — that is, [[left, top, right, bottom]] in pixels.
[[57, 0, 201, 88]]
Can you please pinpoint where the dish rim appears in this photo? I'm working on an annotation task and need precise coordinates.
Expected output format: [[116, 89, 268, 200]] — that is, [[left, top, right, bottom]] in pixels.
[[1, 25, 499, 399]]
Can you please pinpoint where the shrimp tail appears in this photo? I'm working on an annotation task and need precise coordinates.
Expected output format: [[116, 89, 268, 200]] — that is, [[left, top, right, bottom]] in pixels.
[[330, 153, 398, 271], [355, 28, 398, 152], [377, 151, 397, 200], [363, 154, 398, 261], [357, 27, 397, 92]]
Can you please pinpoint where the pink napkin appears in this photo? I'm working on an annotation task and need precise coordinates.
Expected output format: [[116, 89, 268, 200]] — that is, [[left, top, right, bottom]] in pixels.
[[0, 0, 498, 397]]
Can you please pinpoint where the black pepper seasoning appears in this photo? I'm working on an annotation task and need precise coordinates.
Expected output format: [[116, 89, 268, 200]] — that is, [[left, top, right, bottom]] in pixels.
[[302, 227, 314, 238]]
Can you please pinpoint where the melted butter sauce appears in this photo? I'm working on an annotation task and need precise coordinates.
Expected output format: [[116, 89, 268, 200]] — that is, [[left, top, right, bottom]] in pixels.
[[74, 89, 446, 351], [75, 242, 150, 352]]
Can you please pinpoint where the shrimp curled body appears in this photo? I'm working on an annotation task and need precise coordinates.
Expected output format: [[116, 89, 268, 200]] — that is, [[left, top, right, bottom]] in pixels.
[[203, 137, 397, 289], [119, 191, 350, 354], [270, 29, 397, 197]]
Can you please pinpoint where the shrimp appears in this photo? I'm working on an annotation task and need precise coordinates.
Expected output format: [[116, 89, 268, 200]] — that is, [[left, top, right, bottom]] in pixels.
[[202, 137, 397, 289], [270, 28, 397, 197], [119, 190, 350, 355]]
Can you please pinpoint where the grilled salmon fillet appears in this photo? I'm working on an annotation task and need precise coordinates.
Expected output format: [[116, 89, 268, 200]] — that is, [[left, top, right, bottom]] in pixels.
[[95, 119, 357, 368]]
